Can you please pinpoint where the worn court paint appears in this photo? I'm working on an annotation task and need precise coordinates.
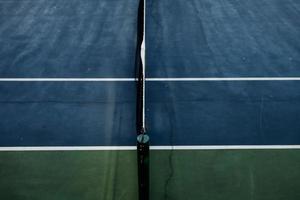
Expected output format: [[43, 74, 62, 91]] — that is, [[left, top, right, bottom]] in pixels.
[[0, 0, 139, 77], [0, 150, 299, 200], [147, 0, 300, 77]]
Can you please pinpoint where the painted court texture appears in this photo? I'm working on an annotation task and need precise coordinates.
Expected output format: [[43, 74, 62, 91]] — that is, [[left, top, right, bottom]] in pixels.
[[0, 0, 300, 199]]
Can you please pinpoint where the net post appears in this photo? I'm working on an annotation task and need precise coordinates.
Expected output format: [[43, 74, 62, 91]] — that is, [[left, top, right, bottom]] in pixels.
[[137, 133, 149, 200]]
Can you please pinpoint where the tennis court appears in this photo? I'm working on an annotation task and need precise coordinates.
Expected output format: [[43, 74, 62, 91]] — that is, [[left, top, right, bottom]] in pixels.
[[0, 0, 300, 199]]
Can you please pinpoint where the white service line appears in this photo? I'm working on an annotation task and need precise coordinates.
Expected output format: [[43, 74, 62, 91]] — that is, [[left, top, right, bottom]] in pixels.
[[0, 145, 299, 151], [0, 146, 136, 151], [150, 145, 300, 150], [1, 77, 300, 82], [146, 77, 300, 81], [0, 78, 136, 82]]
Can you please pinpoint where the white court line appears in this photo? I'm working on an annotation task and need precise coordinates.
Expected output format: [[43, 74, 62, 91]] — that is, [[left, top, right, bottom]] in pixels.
[[150, 145, 300, 150], [1, 77, 300, 82], [147, 77, 300, 81], [0, 78, 136, 82], [0, 146, 136, 151], [0, 145, 300, 151]]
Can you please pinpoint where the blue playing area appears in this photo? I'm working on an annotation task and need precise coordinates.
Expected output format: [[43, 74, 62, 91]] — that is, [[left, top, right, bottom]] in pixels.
[[0, 0, 138, 78], [146, 0, 300, 77], [0, 0, 299, 147], [147, 81, 300, 145], [0, 82, 136, 146]]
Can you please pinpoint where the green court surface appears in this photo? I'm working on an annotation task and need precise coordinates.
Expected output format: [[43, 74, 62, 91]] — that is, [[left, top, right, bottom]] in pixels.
[[0, 150, 299, 200]]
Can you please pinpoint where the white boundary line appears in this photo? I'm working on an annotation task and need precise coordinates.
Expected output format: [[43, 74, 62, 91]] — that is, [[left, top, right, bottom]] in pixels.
[[0, 78, 136, 82], [0, 146, 136, 151], [1, 77, 300, 82], [0, 145, 299, 151], [150, 145, 300, 150], [147, 77, 300, 81]]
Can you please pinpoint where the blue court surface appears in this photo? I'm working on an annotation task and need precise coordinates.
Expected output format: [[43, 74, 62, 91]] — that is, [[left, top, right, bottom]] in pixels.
[[0, 0, 299, 147], [146, 0, 300, 77], [0, 0, 138, 78], [0, 82, 136, 146]]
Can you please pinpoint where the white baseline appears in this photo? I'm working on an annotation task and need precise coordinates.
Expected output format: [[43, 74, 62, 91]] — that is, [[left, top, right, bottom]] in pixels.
[[0, 145, 300, 151]]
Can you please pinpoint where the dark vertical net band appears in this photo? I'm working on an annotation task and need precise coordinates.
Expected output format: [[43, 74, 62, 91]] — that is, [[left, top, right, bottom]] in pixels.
[[135, 1, 149, 200]]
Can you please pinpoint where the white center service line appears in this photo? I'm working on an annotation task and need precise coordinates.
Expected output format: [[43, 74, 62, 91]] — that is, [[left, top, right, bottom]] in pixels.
[[0, 145, 299, 151], [1, 77, 300, 82]]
